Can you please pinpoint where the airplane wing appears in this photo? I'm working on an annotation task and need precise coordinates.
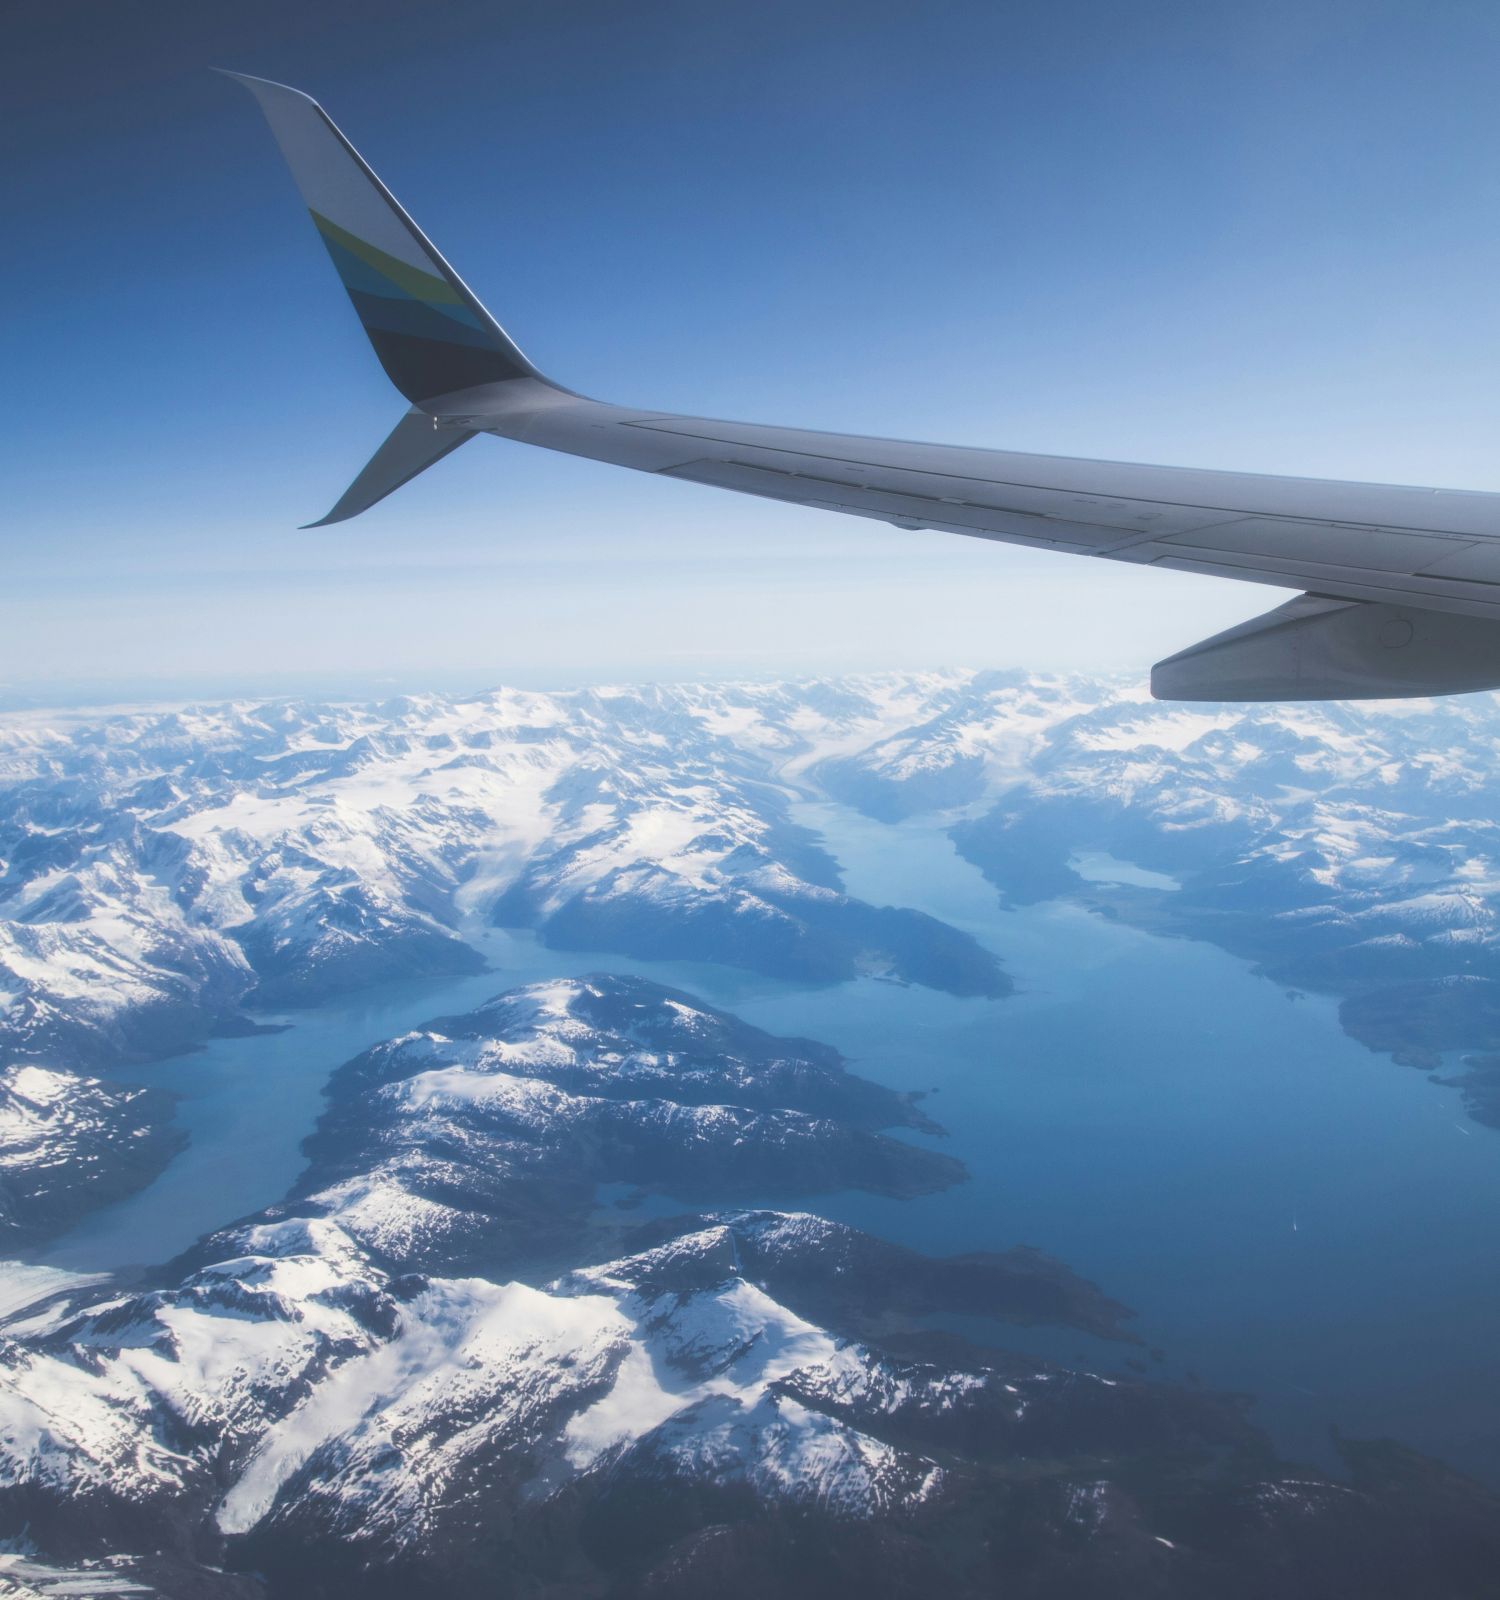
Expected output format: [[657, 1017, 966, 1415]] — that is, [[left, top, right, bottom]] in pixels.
[[227, 73, 1500, 702]]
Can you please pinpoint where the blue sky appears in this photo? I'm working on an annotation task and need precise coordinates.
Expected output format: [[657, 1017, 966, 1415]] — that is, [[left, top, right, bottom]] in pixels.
[[7, 0, 1500, 701]]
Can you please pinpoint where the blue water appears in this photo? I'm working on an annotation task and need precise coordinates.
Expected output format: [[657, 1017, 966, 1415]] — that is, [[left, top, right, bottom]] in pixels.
[[734, 803, 1500, 1483], [1068, 847, 1181, 892], [20, 799, 1500, 1485]]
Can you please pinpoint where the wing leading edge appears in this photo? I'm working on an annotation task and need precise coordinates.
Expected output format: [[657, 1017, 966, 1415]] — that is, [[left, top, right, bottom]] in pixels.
[[228, 73, 1500, 700]]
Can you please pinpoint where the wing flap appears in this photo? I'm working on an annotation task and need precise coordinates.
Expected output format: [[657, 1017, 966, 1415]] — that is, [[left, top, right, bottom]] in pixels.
[[1413, 542, 1500, 581], [1159, 518, 1472, 574]]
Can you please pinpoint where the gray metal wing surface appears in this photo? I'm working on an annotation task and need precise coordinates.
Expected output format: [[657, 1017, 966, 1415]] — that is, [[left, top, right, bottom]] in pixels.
[[228, 71, 1500, 701]]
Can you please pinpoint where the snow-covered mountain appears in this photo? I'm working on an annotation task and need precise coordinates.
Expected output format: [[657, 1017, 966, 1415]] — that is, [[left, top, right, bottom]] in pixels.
[[0, 1064, 181, 1246], [0, 683, 1011, 1078], [937, 687, 1500, 1098], [2, 975, 1491, 1600], [291, 973, 971, 1275]]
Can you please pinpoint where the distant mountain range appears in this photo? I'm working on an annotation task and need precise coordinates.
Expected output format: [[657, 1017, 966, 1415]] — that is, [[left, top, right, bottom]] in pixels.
[[6, 673, 1500, 1133], [0, 681, 1017, 1076]]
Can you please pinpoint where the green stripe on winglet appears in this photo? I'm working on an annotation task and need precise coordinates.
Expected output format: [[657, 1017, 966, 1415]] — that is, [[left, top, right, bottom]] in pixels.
[[310, 210, 466, 307]]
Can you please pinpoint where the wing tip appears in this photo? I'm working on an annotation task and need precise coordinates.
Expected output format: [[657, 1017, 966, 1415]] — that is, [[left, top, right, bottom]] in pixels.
[[214, 69, 323, 110]]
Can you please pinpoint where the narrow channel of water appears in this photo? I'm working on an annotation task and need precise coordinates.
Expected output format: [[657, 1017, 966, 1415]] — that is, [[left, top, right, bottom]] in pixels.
[[29, 932, 798, 1277]]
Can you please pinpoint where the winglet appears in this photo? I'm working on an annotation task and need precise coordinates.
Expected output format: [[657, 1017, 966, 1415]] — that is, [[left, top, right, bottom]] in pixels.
[[301, 407, 479, 527], [223, 71, 541, 404]]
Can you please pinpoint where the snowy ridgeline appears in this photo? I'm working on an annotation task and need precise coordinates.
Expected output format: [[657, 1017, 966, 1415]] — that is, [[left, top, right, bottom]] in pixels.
[[5, 672, 1500, 1089], [0, 674, 1037, 1077], [7, 672, 1500, 1082], [0, 974, 1493, 1600]]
